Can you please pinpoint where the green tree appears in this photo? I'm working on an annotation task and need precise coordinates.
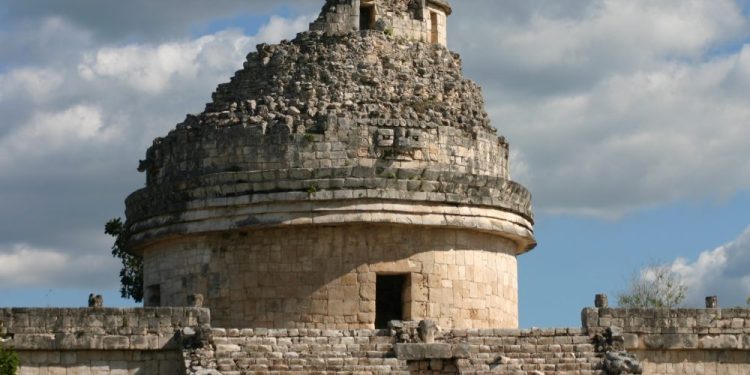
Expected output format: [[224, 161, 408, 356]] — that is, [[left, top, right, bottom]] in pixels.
[[105, 218, 143, 302], [0, 343, 19, 375], [617, 264, 687, 308]]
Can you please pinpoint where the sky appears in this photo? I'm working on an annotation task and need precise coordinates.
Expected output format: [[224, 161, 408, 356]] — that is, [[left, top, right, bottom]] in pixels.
[[0, 0, 749, 328]]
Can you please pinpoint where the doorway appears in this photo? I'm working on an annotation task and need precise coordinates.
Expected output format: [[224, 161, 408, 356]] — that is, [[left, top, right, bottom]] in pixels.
[[375, 274, 409, 328], [360, 5, 376, 30]]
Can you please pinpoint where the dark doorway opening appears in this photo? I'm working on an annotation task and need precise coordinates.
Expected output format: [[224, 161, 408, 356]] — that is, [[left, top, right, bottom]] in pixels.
[[360, 5, 375, 30], [146, 284, 161, 306], [375, 274, 408, 328]]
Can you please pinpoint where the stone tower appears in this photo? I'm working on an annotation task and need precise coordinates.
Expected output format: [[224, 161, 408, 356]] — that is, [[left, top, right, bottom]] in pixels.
[[125, 0, 535, 330]]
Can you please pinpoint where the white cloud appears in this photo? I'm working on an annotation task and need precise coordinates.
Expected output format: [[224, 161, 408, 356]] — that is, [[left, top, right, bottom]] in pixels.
[[0, 243, 119, 288], [78, 31, 250, 94], [0, 12, 312, 291], [256, 15, 314, 43], [0, 68, 64, 102], [0, 105, 117, 170], [668, 227, 750, 307], [75, 14, 312, 95], [452, 0, 750, 216]]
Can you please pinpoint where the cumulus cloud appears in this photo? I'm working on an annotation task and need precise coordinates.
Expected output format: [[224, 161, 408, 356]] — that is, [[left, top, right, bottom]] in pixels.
[[0, 105, 117, 168], [667, 227, 750, 307], [0, 243, 119, 288], [451, 0, 750, 216], [0, 11, 311, 289], [1, 0, 318, 43]]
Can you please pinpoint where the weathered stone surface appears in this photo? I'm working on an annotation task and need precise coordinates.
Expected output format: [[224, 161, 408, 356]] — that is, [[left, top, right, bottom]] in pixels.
[[604, 351, 643, 374], [121, 0, 535, 332], [310, 0, 452, 46], [6, 307, 749, 375], [142, 225, 521, 329], [586, 307, 750, 375]]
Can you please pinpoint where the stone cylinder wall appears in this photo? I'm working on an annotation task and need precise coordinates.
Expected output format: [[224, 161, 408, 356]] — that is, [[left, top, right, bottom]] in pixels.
[[143, 224, 519, 329]]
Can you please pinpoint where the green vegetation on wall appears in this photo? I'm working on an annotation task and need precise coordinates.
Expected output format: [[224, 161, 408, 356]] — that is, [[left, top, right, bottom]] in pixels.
[[0, 343, 19, 375]]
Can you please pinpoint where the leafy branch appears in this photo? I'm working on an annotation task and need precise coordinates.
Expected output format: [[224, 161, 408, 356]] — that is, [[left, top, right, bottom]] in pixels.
[[105, 218, 143, 303]]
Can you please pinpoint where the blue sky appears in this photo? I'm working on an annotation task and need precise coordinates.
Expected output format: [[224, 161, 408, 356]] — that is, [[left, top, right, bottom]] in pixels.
[[0, 0, 749, 328]]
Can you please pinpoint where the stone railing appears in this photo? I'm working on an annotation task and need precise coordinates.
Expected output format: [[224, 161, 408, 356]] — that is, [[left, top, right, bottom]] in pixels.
[[583, 306, 750, 350], [582, 296, 750, 375], [0, 307, 209, 351], [0, 307, 209, 375]]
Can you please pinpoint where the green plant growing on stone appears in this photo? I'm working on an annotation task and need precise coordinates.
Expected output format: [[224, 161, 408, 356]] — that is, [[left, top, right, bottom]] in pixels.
[[0, 343, 19, 375], [307, 184, 318, 195], [384, 27, 394, 36], [617, 264, 686, 309], [106, 218, 143, 303]]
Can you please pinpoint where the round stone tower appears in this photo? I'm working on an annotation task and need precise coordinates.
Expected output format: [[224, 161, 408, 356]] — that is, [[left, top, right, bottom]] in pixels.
[[125, 0, 535, 329]]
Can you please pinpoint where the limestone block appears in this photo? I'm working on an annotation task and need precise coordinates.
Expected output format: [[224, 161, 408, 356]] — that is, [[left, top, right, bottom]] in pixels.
[[699, 334, 739, 349]]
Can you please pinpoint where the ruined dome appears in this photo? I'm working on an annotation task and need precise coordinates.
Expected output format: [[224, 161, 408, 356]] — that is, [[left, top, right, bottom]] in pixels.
[[126, 30, 534, 252], [124, 0, 535, 329]]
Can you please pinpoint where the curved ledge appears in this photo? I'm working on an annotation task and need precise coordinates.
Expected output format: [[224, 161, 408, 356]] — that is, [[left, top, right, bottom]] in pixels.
[[126, 167, 534, 224], [126, 197, 536, 256]]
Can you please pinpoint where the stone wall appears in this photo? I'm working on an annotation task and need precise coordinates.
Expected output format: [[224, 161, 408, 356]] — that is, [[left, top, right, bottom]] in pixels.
[[5, 306, 750, 374], [309, 0, 451, 46], [583, 307, 750, 375], [0, 307, 209, 375], [143, 225, 520, 330], [16, 350, 184, 375], [185, 324, 604, 374], [140, 32, 504, 188]]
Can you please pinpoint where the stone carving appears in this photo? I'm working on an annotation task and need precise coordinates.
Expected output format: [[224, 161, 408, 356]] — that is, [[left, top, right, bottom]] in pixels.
[[604, 351, 643, 375], [417, 319, 439, 343], [375, 127, 426, 160], [88, 293, 103, 308], [705, 295, 718, 308], [187, 294, 204, 308], [593, 326, 643, 375], [595, 293, 609, 308]]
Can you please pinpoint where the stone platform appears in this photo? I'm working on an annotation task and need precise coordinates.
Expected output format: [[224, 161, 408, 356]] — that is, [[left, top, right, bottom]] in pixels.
[[2, 306, 749, 374]]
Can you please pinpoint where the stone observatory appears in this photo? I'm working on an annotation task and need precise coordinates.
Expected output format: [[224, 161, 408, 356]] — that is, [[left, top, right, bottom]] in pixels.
[[124, 0, 536, 330]]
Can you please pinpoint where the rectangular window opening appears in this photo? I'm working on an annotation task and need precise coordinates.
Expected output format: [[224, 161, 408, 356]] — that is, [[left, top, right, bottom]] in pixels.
[[375, 274, 409, 329], [430, 12, 439, 44], [146, 284, 161, 307], [360, 5, 375, 30]]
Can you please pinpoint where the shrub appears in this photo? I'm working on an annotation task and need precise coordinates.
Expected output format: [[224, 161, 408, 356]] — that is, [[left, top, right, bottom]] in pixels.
[[0, 343, 19, 375], [617, 264, 687, 308]]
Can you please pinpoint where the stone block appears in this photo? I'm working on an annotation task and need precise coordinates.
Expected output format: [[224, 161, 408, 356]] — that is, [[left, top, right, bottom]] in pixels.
[[700, 334, 740, 349]]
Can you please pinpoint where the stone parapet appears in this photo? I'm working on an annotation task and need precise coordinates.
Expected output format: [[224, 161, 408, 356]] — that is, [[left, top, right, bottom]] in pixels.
[[583, 307, 750, 347], [583, 307, 750, 375], [0, 307, 209, 351]]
